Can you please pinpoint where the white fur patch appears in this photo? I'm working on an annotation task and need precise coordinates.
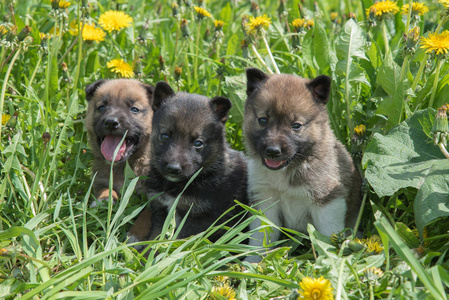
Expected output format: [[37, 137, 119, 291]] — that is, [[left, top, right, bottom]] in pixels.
[[247, 158, 347, 242]]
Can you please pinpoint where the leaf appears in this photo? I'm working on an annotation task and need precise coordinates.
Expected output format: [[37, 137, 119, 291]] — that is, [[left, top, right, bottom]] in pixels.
[[363, 108, 449, 234], [223, 74, 246, 125], [302, 21, 331, 73], [335, 19, 367, 63]]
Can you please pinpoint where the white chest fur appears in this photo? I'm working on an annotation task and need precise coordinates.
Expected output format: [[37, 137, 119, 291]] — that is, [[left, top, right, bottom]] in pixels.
[[247, 158, 347, 236]]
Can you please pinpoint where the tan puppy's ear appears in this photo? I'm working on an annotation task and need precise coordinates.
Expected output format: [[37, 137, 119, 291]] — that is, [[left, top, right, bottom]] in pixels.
[[140, 83, 155, 106], [246, 68, 269, 96], [85, 79, 107, 101], [307, 75, 331, 104], [210, 96, 232, 123], [153, 81, 175, 111]]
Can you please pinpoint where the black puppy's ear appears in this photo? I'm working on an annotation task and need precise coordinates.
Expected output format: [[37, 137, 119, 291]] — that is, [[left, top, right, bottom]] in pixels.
[[307, 75, 331, 104], [140, 83, 155, 106], [210, 96, 232, 123], [85, 79, 107, 101], [153, 81, 175, 111], [246, 68, 269, 96]]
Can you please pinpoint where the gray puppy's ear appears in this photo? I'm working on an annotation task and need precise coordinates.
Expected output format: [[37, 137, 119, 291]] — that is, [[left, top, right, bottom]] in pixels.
[[85, 79, 107, 101], [246, 68, 269, 96], [307, 75, 331, 104], [140, 83, 155, 106], [210, 96, 232, 123], [153, 81, 175, 111]]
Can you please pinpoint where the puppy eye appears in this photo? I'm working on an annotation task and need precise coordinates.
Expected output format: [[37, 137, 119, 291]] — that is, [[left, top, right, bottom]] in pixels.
[[160, 133, 169, 142], [97, 105, 106, 112], [292, 123, 302, 130], [131, 107, 140, 113], [258, 117, 268, 126], [193, 140, 204, 149]]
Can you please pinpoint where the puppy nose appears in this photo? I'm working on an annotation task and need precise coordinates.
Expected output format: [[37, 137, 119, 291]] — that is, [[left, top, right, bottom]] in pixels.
[[265, 146, 281, 157], [104, 118, 120, 130], [166, 163, 182, 175]]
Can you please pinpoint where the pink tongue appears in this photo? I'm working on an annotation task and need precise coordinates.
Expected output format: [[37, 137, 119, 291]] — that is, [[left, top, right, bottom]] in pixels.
[[101, 136, 127, 162], [264, 158, 284, 169]]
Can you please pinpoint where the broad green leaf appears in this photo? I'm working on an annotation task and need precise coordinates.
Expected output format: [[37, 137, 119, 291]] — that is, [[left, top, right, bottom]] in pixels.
[[225, 33, 240, 57], [335, 19, 367, 63], [363, 108, 449, 234], [223, 74, 246, 125], [302, 20, 331, 74]]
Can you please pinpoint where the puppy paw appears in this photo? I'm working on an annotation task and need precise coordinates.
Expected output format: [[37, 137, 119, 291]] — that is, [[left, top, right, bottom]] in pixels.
[[127, 233, 145, 251], [243, 255, 262, 264]]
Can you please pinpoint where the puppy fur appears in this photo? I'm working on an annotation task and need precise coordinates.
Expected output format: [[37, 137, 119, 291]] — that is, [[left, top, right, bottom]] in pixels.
[[85, 79, 154, 241], [143, 82, 248, 242], [243, 68, 361, 262]]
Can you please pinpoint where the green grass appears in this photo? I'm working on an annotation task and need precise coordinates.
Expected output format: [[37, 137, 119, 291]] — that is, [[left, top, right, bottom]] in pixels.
[[1, 0, 449, 298]]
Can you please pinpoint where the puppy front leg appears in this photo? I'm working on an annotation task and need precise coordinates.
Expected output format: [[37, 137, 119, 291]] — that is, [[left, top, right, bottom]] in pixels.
[[245, 205, 282, 263], [310, 197, 347, 236]]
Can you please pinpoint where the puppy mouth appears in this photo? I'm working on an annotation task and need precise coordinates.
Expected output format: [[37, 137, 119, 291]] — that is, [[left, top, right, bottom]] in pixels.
[[99, 135, 138, 163], [262, 157, 290, 170]]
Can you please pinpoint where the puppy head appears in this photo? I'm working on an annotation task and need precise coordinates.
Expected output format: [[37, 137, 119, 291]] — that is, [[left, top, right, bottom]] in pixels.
[[151, 81, 231, 182], [244, 68, 331, 170], [85, 79, 155, 163]]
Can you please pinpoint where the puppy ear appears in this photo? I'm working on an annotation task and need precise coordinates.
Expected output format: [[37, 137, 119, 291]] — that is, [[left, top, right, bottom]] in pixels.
[[307, 75, 331, 104], [85, 79, 107, 101], [153, 81, 175, 111], [246, 68, 268, 96], [210, 96, 232, 123], [141, 83, 155, 106]]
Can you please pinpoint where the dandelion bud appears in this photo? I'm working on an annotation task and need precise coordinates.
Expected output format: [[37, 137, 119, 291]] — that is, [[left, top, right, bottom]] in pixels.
[[183, 0, 192, 8], [0, 25, 7, 39], [61, 62, 72, 83], [432, 104, 448, 145], [180, 19, 191, 37], [314, 1, 320, 12], [214, 20, 224, 31], [330, 12, 338, 22], [250, 2, 260, 15], [174, 65, 182, 81], [348, 240, 365, 252], [159, 55, 165, 71], [51, 0, 60, 10], [197, 0, 204, 7], [363, 267, 383, 283], [16, 25, 32, 42], [171, 2, 179, 17], [42, 132, 51, 143], [347, 12, 356, 20]]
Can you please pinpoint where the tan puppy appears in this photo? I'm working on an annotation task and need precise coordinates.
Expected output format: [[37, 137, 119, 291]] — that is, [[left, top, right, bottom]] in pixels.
[[85, 79, 154, 241], [243, 68, 361, 262]]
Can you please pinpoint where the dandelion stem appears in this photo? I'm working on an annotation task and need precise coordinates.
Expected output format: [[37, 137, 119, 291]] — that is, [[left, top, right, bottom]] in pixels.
[[261, 34, 280, 74], [428, 58, 442, 108], [194, 20, 201, 82], [250, 43, 273, 74], [438, 142, 449, 159], [381, 19, 390, 54], [404, 1, 413, 35], [411, 54, 427, 91], [0, 48, 21, 138]]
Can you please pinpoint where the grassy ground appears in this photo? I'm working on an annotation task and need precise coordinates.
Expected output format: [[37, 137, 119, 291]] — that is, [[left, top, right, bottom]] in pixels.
[[1, 0, 449, 299]]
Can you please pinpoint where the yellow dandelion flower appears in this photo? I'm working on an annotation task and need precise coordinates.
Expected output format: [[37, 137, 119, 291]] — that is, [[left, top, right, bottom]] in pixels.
[[355, 235, 384, 254], [366, 1, 400, 18], [420, 30, 449, 55], [0, 25, 7, 35], [214, 20, 225, 30], [1, 114, 11, 125], [210, 283, 236, 300], [291, 18, 305, 30], [69, 22, 105, 42], [299, 276, 334, 300], [59, 1, 71, 8], [99, 10, 133, 32], [194, 6, 212, 19], [306, 19, 315, 28], [330, 12, 338, 21], [439, 0, 449, 8], [107, 59, 134, 78], [354, 124, 366, 137], [246, 14, 272, 34], [0, 248, 8, 256], [401, 2, 429, 16], [82, 24, 106, 42]]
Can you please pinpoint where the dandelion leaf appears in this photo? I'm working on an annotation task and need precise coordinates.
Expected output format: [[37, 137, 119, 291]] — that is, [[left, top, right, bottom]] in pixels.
[[363, 108, 449, 235]]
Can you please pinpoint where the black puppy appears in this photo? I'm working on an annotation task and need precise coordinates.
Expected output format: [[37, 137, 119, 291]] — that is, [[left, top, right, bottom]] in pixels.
[[144, 82, 248, 242]]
